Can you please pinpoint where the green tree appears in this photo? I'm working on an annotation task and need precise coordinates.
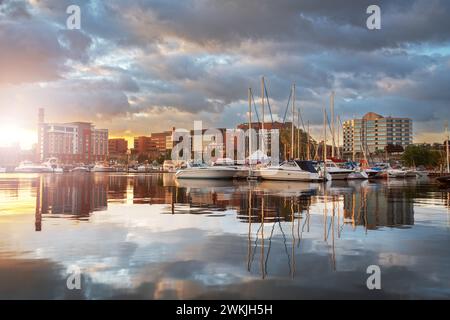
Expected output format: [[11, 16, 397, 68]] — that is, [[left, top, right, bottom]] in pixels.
[[401, 145, 441, 168]]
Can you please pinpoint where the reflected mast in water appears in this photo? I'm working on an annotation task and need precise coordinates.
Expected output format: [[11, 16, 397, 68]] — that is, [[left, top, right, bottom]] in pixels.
[[35, 176, 42, 232]]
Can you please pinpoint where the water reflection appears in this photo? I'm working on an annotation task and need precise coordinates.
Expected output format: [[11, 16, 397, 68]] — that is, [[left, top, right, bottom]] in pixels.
[[0, 173, 449, 299], [31, 175, 419, 231]]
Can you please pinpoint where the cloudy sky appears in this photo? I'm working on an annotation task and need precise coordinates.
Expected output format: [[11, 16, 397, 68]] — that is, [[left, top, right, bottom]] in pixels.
[[1, 0, 450, 148]]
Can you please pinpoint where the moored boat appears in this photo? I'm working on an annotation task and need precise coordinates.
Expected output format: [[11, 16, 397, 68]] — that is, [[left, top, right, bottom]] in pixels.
[[14, 158, 63, 173], [323, 160, 353, 180], [175, 162, 237, 179], [258, 160, 327, 182], [91, 163, 113, 172], [71, 166, 90, 173], [14, 161, 47, 173], [344, 161, 369, 180], [213, 158, 249, 179], [42, 157, 63, 173]]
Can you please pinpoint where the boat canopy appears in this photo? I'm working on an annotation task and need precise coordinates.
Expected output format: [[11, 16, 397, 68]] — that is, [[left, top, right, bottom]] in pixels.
[[295, 160, 318, 173]]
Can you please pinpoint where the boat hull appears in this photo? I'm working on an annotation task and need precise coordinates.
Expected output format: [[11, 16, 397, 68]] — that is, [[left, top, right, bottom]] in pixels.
[[258, 168, 322, 182], [327, 171, 352, 180], [388, 170, 407, 178], [176, 168, 237, 179], [71, 167, 90, 173], [14, 167, 49, 173]]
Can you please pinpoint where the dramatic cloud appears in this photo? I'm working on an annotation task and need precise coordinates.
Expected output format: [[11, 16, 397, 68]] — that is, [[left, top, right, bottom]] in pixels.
[[0, 0, 449, 142]]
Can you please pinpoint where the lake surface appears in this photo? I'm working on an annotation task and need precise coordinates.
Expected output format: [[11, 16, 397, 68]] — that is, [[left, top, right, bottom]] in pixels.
[[0, 173, 449, 299]]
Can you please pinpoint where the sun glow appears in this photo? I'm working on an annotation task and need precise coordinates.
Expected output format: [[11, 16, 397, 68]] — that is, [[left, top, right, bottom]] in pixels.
[[0, 125, 36, 150]]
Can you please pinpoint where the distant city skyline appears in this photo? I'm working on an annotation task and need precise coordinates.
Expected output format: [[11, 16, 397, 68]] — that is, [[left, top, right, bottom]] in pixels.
[[1, 0, 450, 149]]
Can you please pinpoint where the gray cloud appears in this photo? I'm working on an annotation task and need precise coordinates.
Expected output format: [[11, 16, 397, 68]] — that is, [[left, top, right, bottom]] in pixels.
[[0, 0, 449, 140]]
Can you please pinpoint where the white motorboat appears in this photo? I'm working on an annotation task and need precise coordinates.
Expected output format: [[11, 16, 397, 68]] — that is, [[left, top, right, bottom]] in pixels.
[[137, 165, 149, 173], [323, 160, 353, 180], [42, 158, 64, 173], [348, 170, 369, 180], [213, 158, 249, 179], [15, 161, 46, 173], [91, 163, 113, 172], [71, 166, 90, 173], [0, 167, 6, 173], [175, 162, 238, 179], [344, 162, 369, 180], [388, 168, 407, 178], [14, 158, 63, 173], [258, 160, 327, 182]]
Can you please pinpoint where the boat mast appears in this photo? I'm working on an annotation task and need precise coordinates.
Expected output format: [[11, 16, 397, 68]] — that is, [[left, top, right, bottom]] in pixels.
[[323, 106, 327, 162], [297, 108, 301, 160], [307, 121, 310, 161], [291, 84, 295, 160], [337, 115, 341, 159], [331, 91, 335, 158], [261, 76, 265, 156], [446, 121, 450, 173], [248, 87, 252, 174], [352, 118, 356, 162]]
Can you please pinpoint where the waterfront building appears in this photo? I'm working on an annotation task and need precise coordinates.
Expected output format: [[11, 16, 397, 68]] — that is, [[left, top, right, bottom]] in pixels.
[[133, 136, 158, 158], [237, 121, 302, 160], [150, 129, 175, 155], [108, 138, 128, 155], [133, 129, 175, 160], [37, 109, 108, 164], [343, 112, 412, 159]]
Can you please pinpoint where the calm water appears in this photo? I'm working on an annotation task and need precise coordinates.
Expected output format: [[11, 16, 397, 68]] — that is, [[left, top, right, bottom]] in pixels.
[[0, 173, 449, 299]]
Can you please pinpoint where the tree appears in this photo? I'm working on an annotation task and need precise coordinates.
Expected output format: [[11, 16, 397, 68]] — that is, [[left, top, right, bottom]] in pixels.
[[137, 153, 149, 164], [401, 145, 441, 168]]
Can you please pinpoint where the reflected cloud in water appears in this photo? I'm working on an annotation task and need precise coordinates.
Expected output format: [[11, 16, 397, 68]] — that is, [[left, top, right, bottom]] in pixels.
[[0, 173, 449, 299]]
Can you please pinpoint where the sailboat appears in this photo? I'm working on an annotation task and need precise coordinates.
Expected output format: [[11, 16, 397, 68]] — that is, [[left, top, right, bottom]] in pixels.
[[258, 83, 328, 182]]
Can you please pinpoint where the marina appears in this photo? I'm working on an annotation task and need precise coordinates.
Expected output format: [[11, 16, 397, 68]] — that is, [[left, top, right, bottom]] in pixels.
[[0, 0, 450, 304]]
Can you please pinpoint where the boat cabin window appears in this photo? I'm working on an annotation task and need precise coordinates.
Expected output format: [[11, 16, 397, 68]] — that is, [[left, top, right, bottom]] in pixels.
[[189, 163, 207, 168], [281, 161, 297, 168], [295, 161, 318, 173], [325, 162, 337, 168]]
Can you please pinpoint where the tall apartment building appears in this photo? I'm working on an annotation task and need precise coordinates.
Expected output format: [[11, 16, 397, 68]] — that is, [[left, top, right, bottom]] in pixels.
[[343, 112, 412, 159], [133, 136, 157, 157], [150, 130, 174, 155], [108, 138, 128, 155], [37, 109, 108, 164], [133, 129, 175, 159]]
